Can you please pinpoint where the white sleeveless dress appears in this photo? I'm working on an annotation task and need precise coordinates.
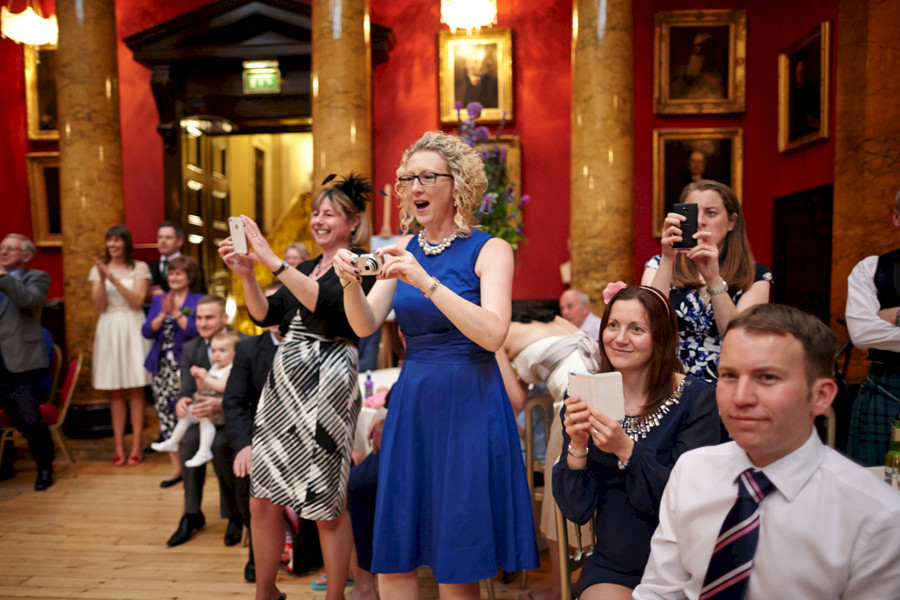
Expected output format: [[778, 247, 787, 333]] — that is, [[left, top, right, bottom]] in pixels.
[[89, 261, 152, 390]]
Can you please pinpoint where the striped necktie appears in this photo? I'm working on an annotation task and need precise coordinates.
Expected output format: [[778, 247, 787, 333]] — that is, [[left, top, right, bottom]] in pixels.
[[700, 468, 775, 600]]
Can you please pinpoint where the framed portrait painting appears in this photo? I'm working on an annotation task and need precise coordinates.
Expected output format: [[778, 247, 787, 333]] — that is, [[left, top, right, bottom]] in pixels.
[[439, 28, 512, 124], [26, 152, 62, 247], [778, 22, 831, 152], [24, 44, 59, 141], [652, 128, 743, 238], [654, 10, 746, 115]]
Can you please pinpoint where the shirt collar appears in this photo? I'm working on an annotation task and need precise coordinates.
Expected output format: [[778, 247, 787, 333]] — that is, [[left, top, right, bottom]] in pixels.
[[268, 331, 281, 346], [160, 251, 181, 261], [728, 431, 826, 502]]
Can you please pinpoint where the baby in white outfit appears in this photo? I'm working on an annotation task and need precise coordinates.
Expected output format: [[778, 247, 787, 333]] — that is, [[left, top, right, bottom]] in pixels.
[[152, 331, 239, 467]]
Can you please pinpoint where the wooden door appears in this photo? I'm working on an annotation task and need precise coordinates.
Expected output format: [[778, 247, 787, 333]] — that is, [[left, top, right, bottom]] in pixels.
[[181, 134, 230, 295]]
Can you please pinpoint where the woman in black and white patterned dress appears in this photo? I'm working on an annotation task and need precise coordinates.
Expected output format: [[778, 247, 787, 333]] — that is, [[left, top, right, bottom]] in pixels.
[[641, 180, 772, 381], [218, 175, 374, 600]]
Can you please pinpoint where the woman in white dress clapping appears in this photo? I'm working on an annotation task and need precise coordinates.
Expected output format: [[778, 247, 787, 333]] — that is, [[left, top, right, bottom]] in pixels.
[[89, 225, 152, 466]]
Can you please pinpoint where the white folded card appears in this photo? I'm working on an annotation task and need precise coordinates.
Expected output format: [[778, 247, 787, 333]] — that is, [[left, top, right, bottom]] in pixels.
[[567, 370, 626, 420]]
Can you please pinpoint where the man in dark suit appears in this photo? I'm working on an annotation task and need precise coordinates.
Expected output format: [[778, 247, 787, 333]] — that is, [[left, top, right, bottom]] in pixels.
[[223, 282, 283, 582], [148, 222, 184, 296], [0, 233, 55, 490], [148, 221, 208, 298], [166, 294, 244, 547]]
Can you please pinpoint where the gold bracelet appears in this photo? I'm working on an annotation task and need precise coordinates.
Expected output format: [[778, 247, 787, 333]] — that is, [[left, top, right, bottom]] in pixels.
[[422, 276, 440, 298]]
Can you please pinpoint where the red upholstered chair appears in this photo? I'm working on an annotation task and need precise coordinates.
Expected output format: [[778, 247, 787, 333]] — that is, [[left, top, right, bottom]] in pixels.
[[0, 353, 83, 477], [44, 353, 84, 476], [44, 343, 64, 407]]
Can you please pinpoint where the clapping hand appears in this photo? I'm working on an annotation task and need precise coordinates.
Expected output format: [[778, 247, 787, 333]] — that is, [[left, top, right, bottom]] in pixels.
[[93, 257, 110, 282], [162, 291, 177, 316]]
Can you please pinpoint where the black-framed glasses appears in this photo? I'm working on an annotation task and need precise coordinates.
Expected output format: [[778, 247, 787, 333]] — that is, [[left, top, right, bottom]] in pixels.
[[397, 172, 453, 187]]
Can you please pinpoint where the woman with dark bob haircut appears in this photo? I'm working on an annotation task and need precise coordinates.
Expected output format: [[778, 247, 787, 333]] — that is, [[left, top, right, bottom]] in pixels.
[[642, 180, 772, 381], [554, 284, 722, 599]]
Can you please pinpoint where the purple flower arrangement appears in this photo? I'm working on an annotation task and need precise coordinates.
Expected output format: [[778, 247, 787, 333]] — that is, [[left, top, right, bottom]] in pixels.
[[455, 101, 527, 252]]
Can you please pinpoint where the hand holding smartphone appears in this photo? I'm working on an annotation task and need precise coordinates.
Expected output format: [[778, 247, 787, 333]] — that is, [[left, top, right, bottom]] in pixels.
[[228, 216, 249, 254], [672, 202, 698, 249], [567, 370, 626, 421]]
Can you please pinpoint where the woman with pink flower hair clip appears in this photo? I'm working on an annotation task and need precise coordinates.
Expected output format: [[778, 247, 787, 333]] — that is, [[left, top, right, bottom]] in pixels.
[[553, 285, 722, 599]]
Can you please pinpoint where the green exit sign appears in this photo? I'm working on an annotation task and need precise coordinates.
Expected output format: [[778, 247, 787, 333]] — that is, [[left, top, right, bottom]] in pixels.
[[243, 69, 281, 94]]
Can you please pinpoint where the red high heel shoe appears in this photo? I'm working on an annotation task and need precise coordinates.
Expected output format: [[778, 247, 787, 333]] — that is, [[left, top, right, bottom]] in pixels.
[[127, 454, 142, 466], [112, 455, 126, 467]]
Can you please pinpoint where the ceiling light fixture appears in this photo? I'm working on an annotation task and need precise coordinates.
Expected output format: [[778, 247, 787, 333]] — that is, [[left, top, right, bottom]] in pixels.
[[440, 0, 497, 34], [1, 1, 57, 46]]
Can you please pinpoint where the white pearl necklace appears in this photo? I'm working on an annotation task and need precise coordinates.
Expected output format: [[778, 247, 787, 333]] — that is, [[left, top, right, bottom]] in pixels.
[[418, 230, 458, 256]]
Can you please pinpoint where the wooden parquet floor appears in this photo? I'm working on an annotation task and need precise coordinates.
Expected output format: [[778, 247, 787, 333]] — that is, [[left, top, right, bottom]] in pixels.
[[0, 417, 553, 600]]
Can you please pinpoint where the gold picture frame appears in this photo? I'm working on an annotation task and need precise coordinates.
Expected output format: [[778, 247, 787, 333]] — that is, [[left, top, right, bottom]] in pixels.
[[653, 9, 746, 115], [24, 44, 59, 141], [439, 28, 513, 124], [26, 152, 62, 247], [778, 22, 831, 153], [652, 128, 743, 238]]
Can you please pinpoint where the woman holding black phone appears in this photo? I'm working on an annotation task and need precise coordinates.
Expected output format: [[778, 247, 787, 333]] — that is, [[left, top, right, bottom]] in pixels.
[[641, 179, 772, 381]]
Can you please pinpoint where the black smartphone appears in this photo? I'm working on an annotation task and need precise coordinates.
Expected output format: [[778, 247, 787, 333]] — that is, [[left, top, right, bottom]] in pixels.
[[672, 203, 698, 249]]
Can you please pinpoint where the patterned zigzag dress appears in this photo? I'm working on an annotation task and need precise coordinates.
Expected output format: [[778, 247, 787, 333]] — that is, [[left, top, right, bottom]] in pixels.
[[249, 258, 367, 519]]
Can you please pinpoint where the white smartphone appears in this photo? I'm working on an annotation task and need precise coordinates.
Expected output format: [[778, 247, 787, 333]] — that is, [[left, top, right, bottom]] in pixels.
[[228, 216, 248, 254], [567, 370, 626, 420]]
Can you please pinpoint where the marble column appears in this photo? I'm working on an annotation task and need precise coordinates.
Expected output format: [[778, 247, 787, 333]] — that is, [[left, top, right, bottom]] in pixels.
[[832, 0, 900, 376], [311, 0, 372, 252], [570, 0, 634, 306], [56, 0, 125, 403]]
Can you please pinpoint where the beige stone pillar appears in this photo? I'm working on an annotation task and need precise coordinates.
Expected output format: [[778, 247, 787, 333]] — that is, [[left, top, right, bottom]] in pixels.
[[570, 0, 634, 306], [311, 0, 372, 250], [832, 0, 900, 378], [56, 0, 125, 402]]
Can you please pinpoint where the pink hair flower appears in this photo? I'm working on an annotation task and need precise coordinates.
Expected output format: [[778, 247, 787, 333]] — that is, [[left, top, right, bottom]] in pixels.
[[602, 281, 628, 304]]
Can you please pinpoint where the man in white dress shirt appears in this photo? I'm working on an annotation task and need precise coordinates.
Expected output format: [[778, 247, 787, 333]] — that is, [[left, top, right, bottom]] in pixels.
[[845, 188, 900, 465], [559, 288, 601, 340], [634, 303, 900, 600]]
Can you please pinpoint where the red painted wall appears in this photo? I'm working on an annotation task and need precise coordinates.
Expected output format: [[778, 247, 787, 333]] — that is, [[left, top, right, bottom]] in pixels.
[[1, 0, 838, 302], [1, 0, 62, 297], [370, 0, 572, 299], [632, 0, 838, 283]]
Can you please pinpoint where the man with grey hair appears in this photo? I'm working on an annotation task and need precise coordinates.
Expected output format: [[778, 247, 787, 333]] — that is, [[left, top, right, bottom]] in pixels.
[[559, 288, 601, 339], [0, 233, 55, 490], [845, 188, 900, 465]]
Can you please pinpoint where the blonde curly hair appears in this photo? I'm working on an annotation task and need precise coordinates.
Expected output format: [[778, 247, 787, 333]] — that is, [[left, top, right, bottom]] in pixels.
[[395, 131, 487, 237]]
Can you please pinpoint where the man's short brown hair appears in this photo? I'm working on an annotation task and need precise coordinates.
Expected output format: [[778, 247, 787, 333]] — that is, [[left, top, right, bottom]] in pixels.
[[725, 304, 837, 383], [197, 294, 226, 313]]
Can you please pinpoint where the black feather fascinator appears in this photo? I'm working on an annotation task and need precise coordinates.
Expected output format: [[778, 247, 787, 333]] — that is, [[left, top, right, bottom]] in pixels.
[[321, 172, 374, 212]]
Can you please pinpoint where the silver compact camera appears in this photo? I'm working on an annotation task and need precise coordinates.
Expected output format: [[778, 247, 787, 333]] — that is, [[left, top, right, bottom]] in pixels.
[[358, 253, 383, 276]]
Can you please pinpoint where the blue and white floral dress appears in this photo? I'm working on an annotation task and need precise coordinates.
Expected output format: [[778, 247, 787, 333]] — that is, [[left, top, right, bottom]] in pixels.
[[645, 255, 773, 381]]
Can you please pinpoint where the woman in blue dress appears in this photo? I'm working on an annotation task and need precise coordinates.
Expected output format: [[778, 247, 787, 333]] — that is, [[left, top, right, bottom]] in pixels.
[[553, 285, 722, 599], [335, 131, 538, 598], [641, 180, 771, 381]]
